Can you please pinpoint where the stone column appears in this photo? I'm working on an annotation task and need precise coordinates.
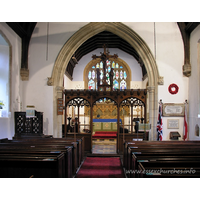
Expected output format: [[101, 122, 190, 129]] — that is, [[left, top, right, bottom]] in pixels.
[[147, 86, 155, 141], [55, 86, 64, 138]]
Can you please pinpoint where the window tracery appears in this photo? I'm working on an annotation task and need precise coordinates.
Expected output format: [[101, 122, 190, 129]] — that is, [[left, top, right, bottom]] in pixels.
[[87, 59, 130, 90]]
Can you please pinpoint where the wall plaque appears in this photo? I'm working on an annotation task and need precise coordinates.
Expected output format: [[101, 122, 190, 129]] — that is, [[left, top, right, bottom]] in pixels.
[[57, 98, 63, 115], [162, 103, 184, 117], [167, 119, 179, 129]]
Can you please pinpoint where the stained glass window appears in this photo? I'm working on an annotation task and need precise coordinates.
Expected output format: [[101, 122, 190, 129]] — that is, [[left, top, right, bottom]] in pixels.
[[87, 59, 129, 90], [88, 80, 95, 90], [120, 70, 123, 79], [108, 66, 111, 73], [124, 71, 127, 79], [92, 70, 95, 79], [116, 70, 119, 80], [113, 80, 119, 90], [112, 61, 115, 68], [120, 80, 126, 90], [100, 61, 103, 68], [88, 71, 91, 79], [100, 70, 103, 79]]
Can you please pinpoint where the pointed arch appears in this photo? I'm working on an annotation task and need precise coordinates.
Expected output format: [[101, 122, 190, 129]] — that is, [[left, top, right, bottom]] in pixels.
[[51, 22, 159, 140]]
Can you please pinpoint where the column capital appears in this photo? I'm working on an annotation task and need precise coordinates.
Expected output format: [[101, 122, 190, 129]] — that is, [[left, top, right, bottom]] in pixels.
[[20, 68, 29, 81], [147, 86, 155, 93], [183, 63, 191, 77], [47, 77, 54, 86]]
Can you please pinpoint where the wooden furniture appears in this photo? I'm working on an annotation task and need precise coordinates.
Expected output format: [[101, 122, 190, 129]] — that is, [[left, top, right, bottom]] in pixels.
[[0, 137, 85, 178], [14, 111, 43, 138], [123, 141, 200, 178]]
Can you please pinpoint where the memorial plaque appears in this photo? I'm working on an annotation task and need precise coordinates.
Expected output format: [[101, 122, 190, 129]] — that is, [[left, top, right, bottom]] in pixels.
[[167, 119, 179, 129], [57, 98, 63, 115], [163, 103, 184, 117]]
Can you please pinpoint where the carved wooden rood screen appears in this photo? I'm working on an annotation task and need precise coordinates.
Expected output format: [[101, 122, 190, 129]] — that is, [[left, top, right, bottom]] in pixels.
[[63, 45, 147, 153]]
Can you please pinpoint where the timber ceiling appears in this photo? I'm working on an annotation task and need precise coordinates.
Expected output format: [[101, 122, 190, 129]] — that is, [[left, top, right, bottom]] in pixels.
[[6, 22, 200, 79]]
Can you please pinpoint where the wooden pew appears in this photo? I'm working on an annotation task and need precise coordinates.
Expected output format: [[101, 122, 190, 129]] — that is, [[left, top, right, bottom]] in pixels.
[[137, 160, 200, 178], [0, 142, 76, 176], [131, 154, 200, 178], [0, 138, 9, 143], [7, 136, 84, 172], [0, 152, 66, 178], [11, 137, 84, 167], [127, 147, 200, 176], [123, 141, 200, 170], [0, 143, 73, 178], [123, 141, 200, 178], [0, 135, 86, 178]]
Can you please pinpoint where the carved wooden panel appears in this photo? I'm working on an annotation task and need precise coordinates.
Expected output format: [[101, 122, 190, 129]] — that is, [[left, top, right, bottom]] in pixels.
[[14, 111, 43, 137]]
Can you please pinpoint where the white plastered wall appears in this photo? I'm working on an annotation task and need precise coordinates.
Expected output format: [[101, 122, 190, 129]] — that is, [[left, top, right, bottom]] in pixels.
[[189, 24, 200, 140], [155, 22, 187, 140], [0, 23, 22, 139]]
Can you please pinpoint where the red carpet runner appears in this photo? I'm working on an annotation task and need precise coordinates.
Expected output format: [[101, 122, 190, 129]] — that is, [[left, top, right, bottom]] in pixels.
[[76, 157, 125, 178]]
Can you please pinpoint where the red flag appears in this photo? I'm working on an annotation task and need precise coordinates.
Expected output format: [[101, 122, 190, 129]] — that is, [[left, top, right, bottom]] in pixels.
[[183, 103, 188, 141]]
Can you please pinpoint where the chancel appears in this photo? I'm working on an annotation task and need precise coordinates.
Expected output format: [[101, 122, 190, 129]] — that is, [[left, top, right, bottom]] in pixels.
[[0, 22, 200, 178]]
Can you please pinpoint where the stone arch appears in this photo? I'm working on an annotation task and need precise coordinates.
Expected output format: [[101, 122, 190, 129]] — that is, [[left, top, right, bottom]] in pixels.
[[51, 22, 159, 140]]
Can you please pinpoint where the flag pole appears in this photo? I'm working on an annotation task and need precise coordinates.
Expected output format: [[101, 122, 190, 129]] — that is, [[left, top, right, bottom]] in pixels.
[[184, 100, 188, 141]]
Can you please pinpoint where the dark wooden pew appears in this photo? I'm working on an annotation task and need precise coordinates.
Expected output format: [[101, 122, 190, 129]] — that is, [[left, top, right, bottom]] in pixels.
[[6, 136, 84, 171], [123, 141, 200, 169], [0, 152, 66, 178], [123, 141, 200, 178], [0, 136, 85, 177], [0, 138, 9, 143], [137, 160, 200, 178], [0, 143, 73, 178], [131, 154, 200, 178], [0, 142, 76, 177], [11, 137, 84, 167], [127, 147, 200, 177]]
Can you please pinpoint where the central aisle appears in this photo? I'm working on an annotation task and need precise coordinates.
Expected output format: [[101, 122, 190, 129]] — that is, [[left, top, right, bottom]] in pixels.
[[76, 157, 125, 178]]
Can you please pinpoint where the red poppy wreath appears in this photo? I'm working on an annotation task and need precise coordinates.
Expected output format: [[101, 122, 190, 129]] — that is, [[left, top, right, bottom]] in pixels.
[[168, 83, 179, 95]]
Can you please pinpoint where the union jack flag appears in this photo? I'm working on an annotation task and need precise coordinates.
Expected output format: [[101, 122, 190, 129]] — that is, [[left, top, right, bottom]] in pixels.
[[157, 103, 163, 141]]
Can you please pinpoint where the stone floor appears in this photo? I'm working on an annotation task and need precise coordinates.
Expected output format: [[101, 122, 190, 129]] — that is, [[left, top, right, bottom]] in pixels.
[[92, 139, 117, 154]]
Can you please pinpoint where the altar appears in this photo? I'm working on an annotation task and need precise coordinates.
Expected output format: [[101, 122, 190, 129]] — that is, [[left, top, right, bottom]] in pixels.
[[93, 119, 122, 132]]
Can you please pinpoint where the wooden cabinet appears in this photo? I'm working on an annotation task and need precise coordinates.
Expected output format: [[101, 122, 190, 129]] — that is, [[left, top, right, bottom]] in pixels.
[[14, 111, 43, 138]]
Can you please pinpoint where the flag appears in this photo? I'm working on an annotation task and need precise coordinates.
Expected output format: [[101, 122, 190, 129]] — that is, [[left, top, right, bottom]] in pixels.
[[157, 103, 163, 141], [183, 103, 188, 141]]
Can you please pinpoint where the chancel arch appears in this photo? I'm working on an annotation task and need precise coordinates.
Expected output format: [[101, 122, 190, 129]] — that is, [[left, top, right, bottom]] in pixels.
[[50, 22, 160, 141]]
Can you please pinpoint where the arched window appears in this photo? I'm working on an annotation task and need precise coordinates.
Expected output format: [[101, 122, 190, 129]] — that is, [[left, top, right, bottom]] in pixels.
[[0, 32, 11, 117], [85, 58, 131, 90]]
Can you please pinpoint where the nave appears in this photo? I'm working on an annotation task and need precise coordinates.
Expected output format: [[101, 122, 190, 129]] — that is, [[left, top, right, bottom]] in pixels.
[[1, 136, 200, 178]]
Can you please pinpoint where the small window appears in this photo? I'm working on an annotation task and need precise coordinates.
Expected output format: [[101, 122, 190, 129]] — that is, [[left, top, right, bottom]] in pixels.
[[0, 32, 10, 118]]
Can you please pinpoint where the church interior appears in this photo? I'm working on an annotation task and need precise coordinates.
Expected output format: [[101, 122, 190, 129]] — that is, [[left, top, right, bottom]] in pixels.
[[1, 18, 200, 192]]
